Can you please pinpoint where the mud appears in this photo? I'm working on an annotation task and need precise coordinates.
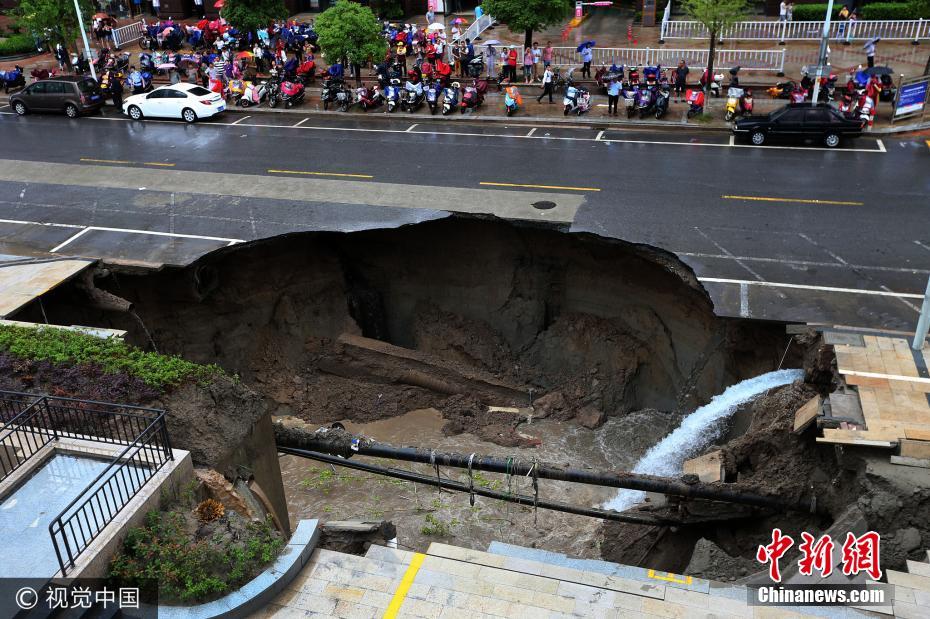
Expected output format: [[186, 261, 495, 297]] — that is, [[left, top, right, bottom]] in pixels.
[[23, 218, 793, 447]]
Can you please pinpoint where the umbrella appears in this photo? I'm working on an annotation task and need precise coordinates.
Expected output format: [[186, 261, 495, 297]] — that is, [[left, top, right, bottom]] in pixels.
[[427, 23, 445, 31], [864, 65, 893, 76], [214, 0, 224, 7], [482, 39, 501, 45], [161, 27, 174, 36], [576, 40, 596, 52], [452, 17, 467, 24], [863, 37, 881, 48], [236, 51, 253, 59], [156, 62, 177, 70], [197, 19, 210, 29]]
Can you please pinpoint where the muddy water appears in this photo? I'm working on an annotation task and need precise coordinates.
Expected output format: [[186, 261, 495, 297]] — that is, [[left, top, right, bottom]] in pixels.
[[280, 408, 682, 559]]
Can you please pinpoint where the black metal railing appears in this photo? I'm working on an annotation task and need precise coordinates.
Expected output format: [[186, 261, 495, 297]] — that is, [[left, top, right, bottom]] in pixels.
[[0, 390, 172, 576]]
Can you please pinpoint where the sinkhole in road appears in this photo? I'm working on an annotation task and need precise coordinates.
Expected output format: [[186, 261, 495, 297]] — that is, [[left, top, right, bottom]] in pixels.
[[28, 216, 830, 574]]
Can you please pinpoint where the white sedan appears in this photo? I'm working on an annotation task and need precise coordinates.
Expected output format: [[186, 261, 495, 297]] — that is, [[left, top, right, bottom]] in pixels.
[[123, 83, 225, 123]]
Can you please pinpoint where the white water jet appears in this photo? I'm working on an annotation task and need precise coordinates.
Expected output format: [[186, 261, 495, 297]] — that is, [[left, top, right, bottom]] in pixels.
[[603, 369, 805, 512]]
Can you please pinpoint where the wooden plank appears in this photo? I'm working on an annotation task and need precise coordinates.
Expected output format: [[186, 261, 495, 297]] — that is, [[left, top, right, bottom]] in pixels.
[[905, 428, 930, 441], [890, 455, 930, 469], [816, 437, 895, 449], [899, 439, 930, 460], [682, 451, 723, 482], [823, 427, 903, 441], [793, 395, 822, 434]]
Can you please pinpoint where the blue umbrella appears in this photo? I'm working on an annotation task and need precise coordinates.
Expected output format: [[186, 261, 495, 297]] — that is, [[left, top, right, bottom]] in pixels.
[[576, 40, 595, 52]]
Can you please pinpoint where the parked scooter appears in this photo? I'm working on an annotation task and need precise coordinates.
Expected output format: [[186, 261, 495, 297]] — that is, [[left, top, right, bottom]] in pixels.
[[442, 81, 459, 115], [466, 54, 485, 78], [621, 82, 639, 119], [280, 80, 306, 109], [321, 76, 350, 111], [767, 80, 797, 99], [563, 84, 591, 116], [503, 84, 522, 116], [725, 86, 754, 121], [238, 81, 268, 107], [356, 85, 384, 111], [654, 84, 671, 119], [460, 78, 487, 113], [700, 69, 724, 97], [636, 85, 656, 118], [425, 80, 441, 114], [384, 78, 402, 112], [0, 65, 25, 93], [402, 78, 424, 112], [685, 88, 705, 118], [266, 76, 282, 107]]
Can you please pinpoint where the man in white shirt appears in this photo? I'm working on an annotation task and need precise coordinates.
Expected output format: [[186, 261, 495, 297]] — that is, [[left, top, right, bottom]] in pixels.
[[537, 65, 554, 103], [778, 0, 787, 21]]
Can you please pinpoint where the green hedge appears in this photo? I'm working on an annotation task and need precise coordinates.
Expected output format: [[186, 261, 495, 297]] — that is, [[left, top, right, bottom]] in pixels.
[[0, 324, 224, 390], [790, 2, 930, 21], [0, 33, 36, 56]]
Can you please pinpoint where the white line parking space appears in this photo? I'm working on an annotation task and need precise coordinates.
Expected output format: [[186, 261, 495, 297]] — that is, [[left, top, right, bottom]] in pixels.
[[72, 113, 891, 154]]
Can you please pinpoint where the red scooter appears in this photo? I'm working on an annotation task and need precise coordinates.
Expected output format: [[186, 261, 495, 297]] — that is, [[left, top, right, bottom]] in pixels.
[[460, 78, 488, 113], [279, 80, 306, 109]]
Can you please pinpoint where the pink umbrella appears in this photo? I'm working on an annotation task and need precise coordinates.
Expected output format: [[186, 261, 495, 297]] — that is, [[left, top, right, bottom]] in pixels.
[[452, 17, 467, 25], [161, 27, 174, 36], [214, 0, 224, 7]]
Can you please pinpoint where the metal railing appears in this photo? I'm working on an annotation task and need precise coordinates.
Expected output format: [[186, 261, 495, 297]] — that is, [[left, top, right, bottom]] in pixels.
[[0, 390, 171, 576], [662, 18, 930, 43], [112, 20, 145, 49], [472, 45, 786, 73], [458, 13, 494, 42]]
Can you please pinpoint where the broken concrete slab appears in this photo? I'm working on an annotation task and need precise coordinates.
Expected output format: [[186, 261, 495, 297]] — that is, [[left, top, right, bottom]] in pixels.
[[682, 451, 724, 483]]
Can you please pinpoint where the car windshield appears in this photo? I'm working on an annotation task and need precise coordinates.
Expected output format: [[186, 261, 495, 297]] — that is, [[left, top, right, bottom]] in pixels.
[[188, 86, 212, 96], [77, 79, 98, 94]]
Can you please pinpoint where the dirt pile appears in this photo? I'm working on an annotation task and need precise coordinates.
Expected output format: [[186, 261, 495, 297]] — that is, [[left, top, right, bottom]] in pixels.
[[26, 217, 793, 446]]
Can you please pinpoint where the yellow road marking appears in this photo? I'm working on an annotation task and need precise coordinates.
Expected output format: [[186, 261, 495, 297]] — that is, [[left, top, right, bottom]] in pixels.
[[479, 181, 601, 192], [722, 194, 863, 206], [143, 162, 176, 167], [648, 569, 693, 585], [79, 158, 131, 164], [267, 169, 374, 179], [383, 552, 425, 618]]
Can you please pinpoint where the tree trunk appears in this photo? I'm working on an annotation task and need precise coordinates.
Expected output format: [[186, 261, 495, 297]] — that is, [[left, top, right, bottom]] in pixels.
[[705, 29, 717, 100], [524, 29, 533, 49]]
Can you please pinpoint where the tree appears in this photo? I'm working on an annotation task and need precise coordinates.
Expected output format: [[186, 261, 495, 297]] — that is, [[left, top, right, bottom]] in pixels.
[[315, 0, 387, 87], [481, 0, 572, 48], [681, 0, 749, 98], [222, 0, 288, 35], [9, 0, 95, 50]]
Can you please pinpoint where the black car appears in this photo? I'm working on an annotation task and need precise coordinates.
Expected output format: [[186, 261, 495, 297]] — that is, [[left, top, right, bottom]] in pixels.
[[10, 76, 105, 118], [732, 103, 864, 148]]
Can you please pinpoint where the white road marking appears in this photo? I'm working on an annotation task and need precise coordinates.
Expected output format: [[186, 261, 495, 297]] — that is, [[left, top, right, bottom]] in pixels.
[[876, 139, 886, 153], [0, 218, 83, 229], [230, 115, 251, 125], [595, 130, 604, 141], [914, 240, 930, 253], [49, 227, 93, 253], [526, 128, 537, 137], [699, 277, 924, 299], [880, 284, 921, 312], [294, 118, 308, 127], [693, 227, 766, 282], [740, 282, 750, 317], [75, 114, 889, 153], [797, 232, 848, 265], [729, 135, 735, 146], [405, 123, 419, 132], [675, 251, 929, 275]]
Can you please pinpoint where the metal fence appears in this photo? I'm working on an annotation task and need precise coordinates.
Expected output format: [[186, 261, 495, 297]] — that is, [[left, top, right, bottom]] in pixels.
[[0, 391, 171, 576], [473, 45, 786, 73], [458, 13, 494, 42], [112, 20, 145, 49], [661, 18, 930, 43]]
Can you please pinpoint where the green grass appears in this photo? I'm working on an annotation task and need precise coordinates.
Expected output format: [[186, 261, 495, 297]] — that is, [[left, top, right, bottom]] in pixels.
[[0, 324, 224, 390], [0, 33, 34, 56]]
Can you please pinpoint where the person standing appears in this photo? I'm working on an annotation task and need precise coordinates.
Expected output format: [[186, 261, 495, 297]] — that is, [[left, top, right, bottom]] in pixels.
[[523, 46, 533, 84], [464, 38, 475, 75], [543, 41, 553, 70], [531, 42, 541, 81], [537, 64, 554, 103], [152, 0, 160, 18], [674, 59, 689, 102], [507, 46, 518, 82], [580, 44, 593, 79], [452, 41, 462, 77], [487, 44, 498, 79], [786, 2, 794, 21], [864, 36, 877, 68], [606, 75, 620, 115], [778, 0, 787, 21], [110, 70, 123, 108], [55, 43, 70, 72], [426, 8, 434, 24], [846, 10, 857, 44]]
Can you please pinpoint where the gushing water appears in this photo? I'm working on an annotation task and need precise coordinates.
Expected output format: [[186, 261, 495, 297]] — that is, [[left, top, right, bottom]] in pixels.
[[603, 369, 804, 512]]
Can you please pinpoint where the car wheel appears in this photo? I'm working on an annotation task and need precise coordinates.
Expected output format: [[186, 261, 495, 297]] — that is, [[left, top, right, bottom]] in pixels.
[[65, 103, 79, 118], [751, 130, 766, 146], [13, 101, 27, 115], [824, 132, 840, 148], [128, 105, 143, 120], [182, 108, 197, 123]]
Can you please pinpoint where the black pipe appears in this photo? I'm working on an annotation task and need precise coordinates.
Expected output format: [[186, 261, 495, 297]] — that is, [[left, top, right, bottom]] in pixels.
[[274, 425, 817, 514], [279, 447, 690, 526]]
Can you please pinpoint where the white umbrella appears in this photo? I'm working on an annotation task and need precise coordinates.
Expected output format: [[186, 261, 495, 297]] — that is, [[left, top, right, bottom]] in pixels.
[[482, 39, 501, 45], [427, 23, 445, 31]]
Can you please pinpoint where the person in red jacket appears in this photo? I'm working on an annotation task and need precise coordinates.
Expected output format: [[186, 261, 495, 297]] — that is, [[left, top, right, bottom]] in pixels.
[[506, 47, 518, 82]]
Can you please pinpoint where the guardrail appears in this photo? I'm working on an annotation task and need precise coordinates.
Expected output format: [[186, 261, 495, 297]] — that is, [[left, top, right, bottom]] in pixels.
[[112, 20, 145, 49], [662, 18, 930, 43], [459, 13, 494, 42], [472, 45, 786, 73], [0, 390, 171, 576]]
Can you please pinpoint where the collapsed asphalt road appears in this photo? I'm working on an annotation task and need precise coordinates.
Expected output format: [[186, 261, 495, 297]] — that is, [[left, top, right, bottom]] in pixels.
[[0, 109, 927, 330]]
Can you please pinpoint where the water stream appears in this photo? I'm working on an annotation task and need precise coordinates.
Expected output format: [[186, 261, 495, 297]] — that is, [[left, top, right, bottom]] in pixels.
[[603, 369, 805, 512]]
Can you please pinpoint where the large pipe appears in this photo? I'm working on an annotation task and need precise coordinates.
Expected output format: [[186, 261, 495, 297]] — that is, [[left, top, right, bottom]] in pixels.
[[279, 447, 706, 526], [274, 425, 818, 514]]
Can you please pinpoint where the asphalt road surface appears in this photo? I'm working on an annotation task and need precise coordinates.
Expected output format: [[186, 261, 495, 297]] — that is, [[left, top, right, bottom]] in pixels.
[[0, 106, 928, 331]]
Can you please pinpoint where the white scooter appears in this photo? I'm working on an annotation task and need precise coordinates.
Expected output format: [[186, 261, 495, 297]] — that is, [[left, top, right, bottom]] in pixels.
[[563, 85, 591, 116], [238, 82, 268, 107]]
